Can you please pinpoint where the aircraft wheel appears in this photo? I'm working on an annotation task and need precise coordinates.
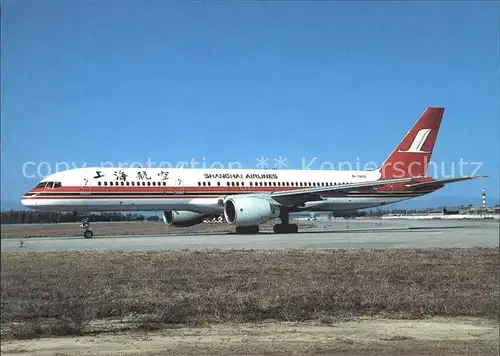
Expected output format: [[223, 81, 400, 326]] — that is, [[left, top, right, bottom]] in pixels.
[[273, 223, 299, 234], [83, 230, 94, 239], [235, 225, 259, 234]]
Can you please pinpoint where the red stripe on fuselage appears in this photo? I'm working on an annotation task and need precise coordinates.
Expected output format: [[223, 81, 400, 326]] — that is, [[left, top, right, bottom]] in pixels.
[[29, 185, 434, 194], [24, 183, 438, 201]]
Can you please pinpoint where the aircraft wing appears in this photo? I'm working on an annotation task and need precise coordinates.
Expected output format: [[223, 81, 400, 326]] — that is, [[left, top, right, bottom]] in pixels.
[[265, 177, 418, 206], [404, 175, 487, 190]]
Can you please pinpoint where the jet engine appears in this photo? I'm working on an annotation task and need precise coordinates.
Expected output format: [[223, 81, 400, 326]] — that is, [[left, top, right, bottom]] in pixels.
[[163, 210, 205, 227], [223, 197, 280, 226]]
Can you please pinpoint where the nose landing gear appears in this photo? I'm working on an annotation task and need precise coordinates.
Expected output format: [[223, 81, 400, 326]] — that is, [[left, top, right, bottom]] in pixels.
[[79, 218, 94, 238]]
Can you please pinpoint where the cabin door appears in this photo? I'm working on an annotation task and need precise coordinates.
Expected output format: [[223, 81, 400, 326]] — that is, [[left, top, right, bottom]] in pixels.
[[174, 167, 185, 194], [80, 176, 92, 196]]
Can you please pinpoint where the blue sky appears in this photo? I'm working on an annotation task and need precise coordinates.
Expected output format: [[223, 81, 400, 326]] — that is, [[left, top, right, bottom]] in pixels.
[[1, 1, 499, 207]]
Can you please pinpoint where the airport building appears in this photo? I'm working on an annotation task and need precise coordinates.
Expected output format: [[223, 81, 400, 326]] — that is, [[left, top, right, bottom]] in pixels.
[[389, 190, 499, 220]]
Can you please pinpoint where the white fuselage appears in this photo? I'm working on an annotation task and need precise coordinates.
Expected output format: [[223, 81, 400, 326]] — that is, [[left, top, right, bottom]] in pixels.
[[21, 167, 423, 214]]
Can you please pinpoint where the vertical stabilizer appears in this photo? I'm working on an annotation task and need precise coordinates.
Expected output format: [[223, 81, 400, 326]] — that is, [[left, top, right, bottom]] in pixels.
[[379, 107, 444, 179]]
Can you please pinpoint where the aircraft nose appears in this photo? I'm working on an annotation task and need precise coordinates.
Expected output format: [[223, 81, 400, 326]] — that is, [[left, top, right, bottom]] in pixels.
[[21, 193, 37, 208]]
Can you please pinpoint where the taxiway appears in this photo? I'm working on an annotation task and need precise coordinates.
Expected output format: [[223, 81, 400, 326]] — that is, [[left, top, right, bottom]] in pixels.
[[2, 219, 498, 253]]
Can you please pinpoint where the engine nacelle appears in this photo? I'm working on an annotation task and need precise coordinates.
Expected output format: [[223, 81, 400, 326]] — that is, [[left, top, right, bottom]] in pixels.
[[163, 210, 205, 227], [224, 197, 280, 226]]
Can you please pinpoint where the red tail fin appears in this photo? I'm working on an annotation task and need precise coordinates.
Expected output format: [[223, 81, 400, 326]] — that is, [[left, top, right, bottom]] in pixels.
[[379, 107, 444, 179]]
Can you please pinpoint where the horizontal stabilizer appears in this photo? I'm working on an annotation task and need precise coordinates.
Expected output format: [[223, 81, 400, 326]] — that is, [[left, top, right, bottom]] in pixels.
[[405, 176, 487, 190]]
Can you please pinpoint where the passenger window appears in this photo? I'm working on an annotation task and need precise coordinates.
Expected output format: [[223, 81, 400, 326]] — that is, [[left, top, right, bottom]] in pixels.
[[98, 182, 102, 186], [198, 182, 201, 186], [152, 182, 156, 186], [126, 182, 130, 186], [110, 182, 114, 186], [163, 182, 166, 186], [104, 182, 108, 186]]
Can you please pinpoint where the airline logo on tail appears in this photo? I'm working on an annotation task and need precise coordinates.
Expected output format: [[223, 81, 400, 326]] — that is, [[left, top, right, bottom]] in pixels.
[[379, 107, 444, 179], [398, 128, 432, 153]]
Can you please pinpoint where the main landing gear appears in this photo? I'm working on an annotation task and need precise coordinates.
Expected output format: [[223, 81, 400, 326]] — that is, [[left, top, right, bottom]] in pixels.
[[235, 225, 260, 234], [273, 211, 298, 234], [273, 223, 298, 234], [234, 211, 299, 234], [79, 217, 94, 239]]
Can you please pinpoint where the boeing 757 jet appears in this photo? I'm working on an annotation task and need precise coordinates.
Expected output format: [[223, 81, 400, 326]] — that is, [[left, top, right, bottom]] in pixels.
[[21, 107, 485, 238]]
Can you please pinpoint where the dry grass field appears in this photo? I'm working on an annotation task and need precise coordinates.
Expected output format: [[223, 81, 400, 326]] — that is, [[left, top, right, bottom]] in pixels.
[[1, 247, 498, 354]]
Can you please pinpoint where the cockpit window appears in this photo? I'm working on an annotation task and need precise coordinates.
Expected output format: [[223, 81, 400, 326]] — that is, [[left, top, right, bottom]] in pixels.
[[35, 181, 62, 189]]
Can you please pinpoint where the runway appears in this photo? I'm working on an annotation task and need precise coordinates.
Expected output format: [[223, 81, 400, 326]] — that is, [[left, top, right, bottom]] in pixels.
[[2, 219, 498, 252]]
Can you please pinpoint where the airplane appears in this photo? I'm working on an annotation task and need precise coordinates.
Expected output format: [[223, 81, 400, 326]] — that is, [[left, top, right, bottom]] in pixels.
[[21, 107, 485, 238]]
